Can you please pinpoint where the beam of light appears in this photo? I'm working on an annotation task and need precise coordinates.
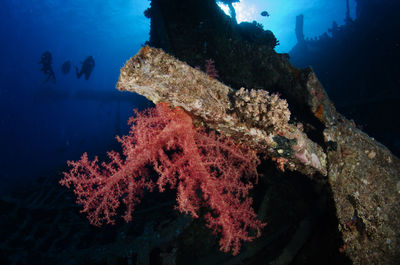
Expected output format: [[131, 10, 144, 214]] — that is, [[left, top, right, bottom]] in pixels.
[[217, 0, 258, 23], [217, 0, 357, 53]]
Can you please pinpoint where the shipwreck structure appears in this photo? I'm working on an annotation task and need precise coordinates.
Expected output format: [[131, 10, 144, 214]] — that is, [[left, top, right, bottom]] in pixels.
[[1, 0, 400, 264]]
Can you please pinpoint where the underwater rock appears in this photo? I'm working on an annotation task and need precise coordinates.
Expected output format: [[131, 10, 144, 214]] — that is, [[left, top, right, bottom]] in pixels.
[[117, 46, 327, 177], [305, 70, 400, 265], [118, 46, 400, 265]]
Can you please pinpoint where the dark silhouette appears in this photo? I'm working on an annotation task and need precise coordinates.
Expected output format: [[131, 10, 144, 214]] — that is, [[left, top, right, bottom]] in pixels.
[[39, 51, 56, 83], [289, 0, 400, 157], [75, 56, 95, 80], [260, 11, 269, 17], [295, 14, 305, 44], [61, 60, 71, 74]]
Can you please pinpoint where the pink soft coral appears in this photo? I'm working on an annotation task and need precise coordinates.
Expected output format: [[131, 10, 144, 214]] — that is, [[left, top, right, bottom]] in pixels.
[[60, 103, 265, 255]]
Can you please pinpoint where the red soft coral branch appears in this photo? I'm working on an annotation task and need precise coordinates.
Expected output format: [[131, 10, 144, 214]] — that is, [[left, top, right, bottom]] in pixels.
[[60, 103, 265, 255]]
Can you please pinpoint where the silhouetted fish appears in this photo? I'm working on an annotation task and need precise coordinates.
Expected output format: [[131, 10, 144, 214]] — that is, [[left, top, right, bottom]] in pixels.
[[261, 11, 269, 17]]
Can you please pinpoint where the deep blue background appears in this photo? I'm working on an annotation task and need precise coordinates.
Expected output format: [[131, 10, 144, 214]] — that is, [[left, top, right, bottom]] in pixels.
[[0, 0, 151, 191]]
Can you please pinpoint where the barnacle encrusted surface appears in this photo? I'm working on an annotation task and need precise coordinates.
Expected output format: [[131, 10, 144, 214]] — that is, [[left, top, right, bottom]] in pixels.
[[117, 46, 400, 265], [117, 46, 327, 176], [233, 87, 291, 133]]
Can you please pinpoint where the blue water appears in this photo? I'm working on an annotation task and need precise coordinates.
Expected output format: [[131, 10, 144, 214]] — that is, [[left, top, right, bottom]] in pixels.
[[219, 0, 357, 52], [0, 0, 354, 192], [0, 0, 150, 191]]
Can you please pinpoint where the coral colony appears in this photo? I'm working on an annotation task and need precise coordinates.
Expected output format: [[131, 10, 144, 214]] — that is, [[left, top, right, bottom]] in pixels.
[[61, 103, 265, 255]]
